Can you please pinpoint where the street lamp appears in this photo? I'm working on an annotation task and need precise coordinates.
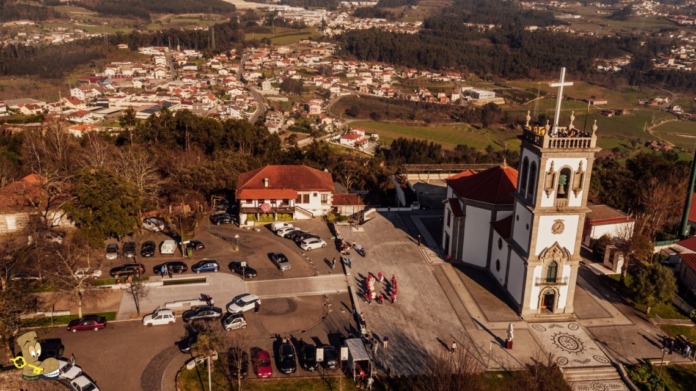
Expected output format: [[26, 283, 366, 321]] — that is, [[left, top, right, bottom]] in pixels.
[[234, 234, 240, 251], [658, 347, 666, 380]]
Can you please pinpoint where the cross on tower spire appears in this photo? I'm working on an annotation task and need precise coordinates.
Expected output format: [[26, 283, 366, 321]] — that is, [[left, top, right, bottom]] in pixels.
[[549, 67, 573, 136]]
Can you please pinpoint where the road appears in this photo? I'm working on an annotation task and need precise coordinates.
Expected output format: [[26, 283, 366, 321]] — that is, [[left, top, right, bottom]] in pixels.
[[238, 52, 267, 124]]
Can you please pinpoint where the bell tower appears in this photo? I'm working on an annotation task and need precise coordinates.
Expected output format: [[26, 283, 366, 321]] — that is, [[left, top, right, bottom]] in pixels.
[[508, 68, 601, 317]]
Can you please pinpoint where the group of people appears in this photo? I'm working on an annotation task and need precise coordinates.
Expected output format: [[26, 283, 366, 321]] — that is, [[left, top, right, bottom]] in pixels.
[[362, 273, 397, 305], [664, 335, 693, 358]]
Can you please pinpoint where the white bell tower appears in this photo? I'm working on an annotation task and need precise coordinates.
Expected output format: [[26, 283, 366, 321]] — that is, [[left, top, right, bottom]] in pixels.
[[508, 68, 600, 317]]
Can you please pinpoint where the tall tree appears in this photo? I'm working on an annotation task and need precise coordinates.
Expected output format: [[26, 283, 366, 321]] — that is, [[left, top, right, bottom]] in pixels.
[[632, 263, 677, 315]]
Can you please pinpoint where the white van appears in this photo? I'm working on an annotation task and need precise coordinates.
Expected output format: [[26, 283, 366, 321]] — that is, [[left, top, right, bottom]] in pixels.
[[160, 240, 177, 255], [270, 222, 293, 232]]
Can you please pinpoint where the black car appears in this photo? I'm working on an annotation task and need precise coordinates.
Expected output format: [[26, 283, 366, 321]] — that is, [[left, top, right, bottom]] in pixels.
[[322, 346, 339, 369], [277, 342, 297, 374], [153, 261, 188, 274], [178, 332, 198, 353], [299, 343, 318, 371], [281, 229, 301, 239], [228, 261, 257, 278], [210, 213, 233, 225], [122, 241, 137, 258], [109, 263, 145, 278], [293, 232, 319, 244], [141, 240, 156, 257], [38, 338, 64, 361], [187, 240, 205, 251], [228, 348, 249, 379], [285, 230, 306, 241], [182, 306, 223, 322]]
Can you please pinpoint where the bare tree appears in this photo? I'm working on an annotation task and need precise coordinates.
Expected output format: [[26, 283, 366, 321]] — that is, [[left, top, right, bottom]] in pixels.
[[0, 238, 41, 341], [125, 274, 149, 316], [80, 133, 117, 170], [117, 146, 161, 208], [416, 343, 484, 391]]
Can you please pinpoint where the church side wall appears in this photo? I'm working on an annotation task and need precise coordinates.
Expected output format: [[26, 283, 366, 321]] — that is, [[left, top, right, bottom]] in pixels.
[[463, 205, 491, 267], [557, 264, 572, 309], [535, 215, 580, 256], [540, 157, 586, 208], [528, 265, 543, 310], [507, 252, 525, 305], [489, 231, 509, 285], [512, 206, 532, 254]]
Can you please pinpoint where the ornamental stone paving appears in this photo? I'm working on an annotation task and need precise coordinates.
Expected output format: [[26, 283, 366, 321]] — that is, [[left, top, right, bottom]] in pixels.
[[528, 322, 610, 368]]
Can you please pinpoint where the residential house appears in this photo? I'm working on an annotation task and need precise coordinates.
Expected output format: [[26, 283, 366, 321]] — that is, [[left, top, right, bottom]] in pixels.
[[0, 174, 72, 235], [582, 204, 635, 247], [236, 165, 335, 225]]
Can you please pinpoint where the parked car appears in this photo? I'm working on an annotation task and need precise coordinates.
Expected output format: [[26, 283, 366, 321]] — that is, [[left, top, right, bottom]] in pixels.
[[105, 243, 119, 260], [191, 260, 219, 273], [143, 217, 165, 232], [270, 222, 294, 232], [142, 308, 176, 326], [140, 240, 156, 257], [277, 341, 297, 374], [67, 315, 107, 333], [228, 261, 257, 278], [228, 348, 249, 379], [299, 343, 318, 371], [300, 238, 327, 251], [57, 358, 83, 380], [70, 375, 101, 391], [293, 232, 319, 244], [39, 338, 64, 361], [177, 332, 198, 354], [269, 252, 291, 271], [210, 213, 233, 225], [153, 261, 188, 274], [222, 312, 247, 331], [122, 241, 136, 258], [227, 293, 261, 314], [160, 239, 177, 255], [322, 346, 339, 369], [276, 226, 298, 237], [186, 240, 205, 251], [281, 229, 302, 239], [182, 306, 223, 322], [253, 349, 273, 378], [109, 263, 145, 278], [285, 230, 305, 241], [74, 268, 102, 279]]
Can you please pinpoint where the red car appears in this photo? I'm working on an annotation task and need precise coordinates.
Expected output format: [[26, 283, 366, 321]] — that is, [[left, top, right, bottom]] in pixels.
[[67, 315, 107, 332], [253, 349, 273, 378]]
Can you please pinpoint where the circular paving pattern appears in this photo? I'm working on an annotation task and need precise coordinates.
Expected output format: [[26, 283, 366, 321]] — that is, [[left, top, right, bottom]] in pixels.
[[556, 356, 569, 366], [593, 354, 610, 364], [568, 323, 580, 331], [551, 332, 586, 354], [532, 324, 547, 332]]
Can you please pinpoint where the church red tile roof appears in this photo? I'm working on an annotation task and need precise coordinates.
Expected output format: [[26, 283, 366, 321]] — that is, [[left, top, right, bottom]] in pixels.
[[446, 166, 518, 205], [446, 169, 477, 181], [236, 165, 334, 200], [492, 215, 513, 239]]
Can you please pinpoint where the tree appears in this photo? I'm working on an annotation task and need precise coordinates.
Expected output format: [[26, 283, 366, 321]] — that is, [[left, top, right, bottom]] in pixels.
[[416, 345, 484, 391], [512, 353, 572, 391], [0, 238, 41, 340], [119, 107, 138, 144], [116, 146, 161, 209], [66, 168, 142, 245], [125, 273, 148, 316], [632, 263, 677, 315]]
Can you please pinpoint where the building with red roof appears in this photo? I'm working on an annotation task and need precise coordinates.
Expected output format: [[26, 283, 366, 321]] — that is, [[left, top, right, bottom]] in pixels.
[[236, 165, 335, 225], [678, 253, 696, 296], [0, 174, 72, 235]]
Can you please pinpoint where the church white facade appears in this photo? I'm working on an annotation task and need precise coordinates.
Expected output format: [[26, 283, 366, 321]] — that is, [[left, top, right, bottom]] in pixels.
[[442, 69, 600, 317]]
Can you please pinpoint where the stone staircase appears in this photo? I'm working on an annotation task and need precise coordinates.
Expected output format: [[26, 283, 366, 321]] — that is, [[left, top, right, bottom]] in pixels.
[[562, 365, 629, 390]]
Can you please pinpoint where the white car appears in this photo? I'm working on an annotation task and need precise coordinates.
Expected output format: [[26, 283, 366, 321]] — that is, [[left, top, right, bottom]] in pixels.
[[276, 226, 299, 237], [57, 358, 83, 380], [300, 238, 327, 251], [75, 268, 103, 279], [270, 222, 294, 232], [227, 293, 261, 314], [222, 312, 247, 331], [143, 308, 176, 326], [70, 375, 100, 391], [143, 217, 165, 232]]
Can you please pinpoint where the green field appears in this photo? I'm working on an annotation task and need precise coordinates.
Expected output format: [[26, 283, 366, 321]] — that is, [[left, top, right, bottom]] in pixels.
[[244, 27, 319, 45], [350, 120, 520, 151]]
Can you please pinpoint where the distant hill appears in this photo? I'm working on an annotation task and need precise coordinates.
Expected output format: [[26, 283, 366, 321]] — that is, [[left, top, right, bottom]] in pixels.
[[0, 0, 62, 22], [73, 0, 236, 19]]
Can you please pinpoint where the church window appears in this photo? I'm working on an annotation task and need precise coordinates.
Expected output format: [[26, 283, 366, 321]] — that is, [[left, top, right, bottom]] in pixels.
[[520, 157, 529, 196], [526, 223, 529, 230], [546, 261, 558, 283], [515, 215, 519, 221], [498, 238, 503, 249], [528, 162, 537, 202], [557, 168, 572, 199], [447, 211, 451, 227], [496, 259, 501, 272]]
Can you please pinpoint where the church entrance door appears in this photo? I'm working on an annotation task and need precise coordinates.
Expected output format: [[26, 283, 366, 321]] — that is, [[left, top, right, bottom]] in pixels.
[[542, 291, 556, 312]]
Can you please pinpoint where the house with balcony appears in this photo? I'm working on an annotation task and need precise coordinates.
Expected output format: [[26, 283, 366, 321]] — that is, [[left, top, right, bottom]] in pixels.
[[236, 165, 335, 226]]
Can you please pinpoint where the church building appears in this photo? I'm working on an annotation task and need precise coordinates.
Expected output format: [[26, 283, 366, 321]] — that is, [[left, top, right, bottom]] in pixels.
[[442, 69, 600, 317]]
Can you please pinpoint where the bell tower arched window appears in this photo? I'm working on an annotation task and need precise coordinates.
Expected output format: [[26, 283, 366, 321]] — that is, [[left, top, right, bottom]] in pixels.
[[546, 261, 558, 283], [557, 168, 572, 199], [520, 158, 529, 196], [528, 162, 537, 202]]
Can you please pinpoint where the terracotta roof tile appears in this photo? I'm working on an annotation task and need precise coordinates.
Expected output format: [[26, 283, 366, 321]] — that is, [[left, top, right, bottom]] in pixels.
[[680, 253, 696, 272], [0, 174, 45, 212], [677, 236, 696, 252], [587, 204, 633, 225], [237, 165, 334, 195], [446, 166, 518, 205], [333, 193, 363, 206]]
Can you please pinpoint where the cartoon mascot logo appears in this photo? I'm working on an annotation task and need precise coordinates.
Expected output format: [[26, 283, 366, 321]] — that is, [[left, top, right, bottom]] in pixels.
[[11, 331, 60, 380]]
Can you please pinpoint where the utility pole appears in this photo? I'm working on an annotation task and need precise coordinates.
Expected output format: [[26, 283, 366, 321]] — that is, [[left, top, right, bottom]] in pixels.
[[679, 144, 696, 238]]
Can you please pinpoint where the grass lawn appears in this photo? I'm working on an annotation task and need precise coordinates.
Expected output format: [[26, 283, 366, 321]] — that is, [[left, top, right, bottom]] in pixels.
[[350, 120, 520, 151], [21, 311, 117, 328], [244, 27, 318, 45], [663, 365, 696, 391], [660, 325, 696, 341]]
